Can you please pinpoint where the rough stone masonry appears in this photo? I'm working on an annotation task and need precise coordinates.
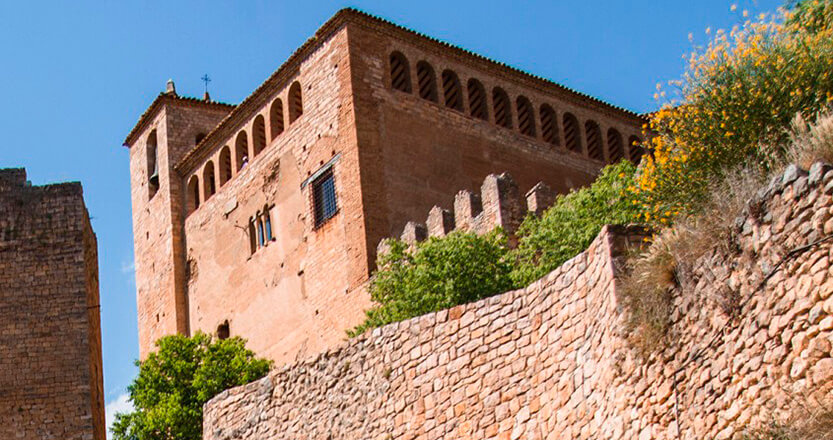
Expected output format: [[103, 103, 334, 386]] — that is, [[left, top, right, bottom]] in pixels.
[[204, 161, 833, 439], [0, 169, 105, 440]]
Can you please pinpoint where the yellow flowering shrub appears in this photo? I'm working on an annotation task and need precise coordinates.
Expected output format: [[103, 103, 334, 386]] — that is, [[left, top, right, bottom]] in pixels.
[[637, 0, 833, 224]]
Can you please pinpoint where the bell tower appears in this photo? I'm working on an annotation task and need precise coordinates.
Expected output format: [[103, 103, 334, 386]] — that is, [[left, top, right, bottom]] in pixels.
[[124, 80, 233, 357]]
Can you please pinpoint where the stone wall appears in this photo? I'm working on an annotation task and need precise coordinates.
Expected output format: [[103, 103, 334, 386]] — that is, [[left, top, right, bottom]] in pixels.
[[203, 161, 833, 439], [0, 168, 105, 440]]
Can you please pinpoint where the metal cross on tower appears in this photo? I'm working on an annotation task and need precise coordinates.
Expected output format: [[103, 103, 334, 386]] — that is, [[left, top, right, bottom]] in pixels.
[[201, 74, 212, 94]]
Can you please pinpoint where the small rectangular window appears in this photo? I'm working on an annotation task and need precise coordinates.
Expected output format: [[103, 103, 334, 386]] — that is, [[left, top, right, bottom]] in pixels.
[[312, 169, 338, 227]]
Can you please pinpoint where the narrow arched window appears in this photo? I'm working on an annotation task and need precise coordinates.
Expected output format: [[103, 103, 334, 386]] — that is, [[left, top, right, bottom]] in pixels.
[[563, 113, 581, 153], [235, 131, 249, 172], [270, 98, 284, 139], [540, 105, 558, 145], [441, 70, 463, 111], [493, 88, 512, 129], [467, 79, 488, 121], [629, 136, 645, 163], [389, 51, 412, 93], [203, 161, 216, 200], [219, 146, 232, 186], [516, 96, 535, 137], [607, 128, 624, 162], [147, 130, 159, 200], [248, 217, 257, 254], [585, 121, 603, 161], [217, 321, 230, 340], [416, 61, 438, 102], [187, 175, 200, 213], [288, 81, 303, 123], [253, 115, 267, 157], [263, 205, 273, 241], [257, 215, 265, 247]]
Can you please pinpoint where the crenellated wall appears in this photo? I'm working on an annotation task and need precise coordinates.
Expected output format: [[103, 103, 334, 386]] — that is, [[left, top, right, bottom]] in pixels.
[[382, 172, 555, 253], [204, 161, 833, 439]]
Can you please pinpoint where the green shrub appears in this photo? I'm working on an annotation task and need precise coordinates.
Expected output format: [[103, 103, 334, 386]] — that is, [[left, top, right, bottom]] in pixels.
[[111, 332, 271, 440], [637, 0, 833, 224], [510, 161, 643, 285], [349, 230, 516, 336]]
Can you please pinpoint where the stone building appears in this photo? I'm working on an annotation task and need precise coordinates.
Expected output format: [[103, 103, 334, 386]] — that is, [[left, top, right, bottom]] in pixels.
[[123, 8, 646, 363], [0, 168, 105, 440]]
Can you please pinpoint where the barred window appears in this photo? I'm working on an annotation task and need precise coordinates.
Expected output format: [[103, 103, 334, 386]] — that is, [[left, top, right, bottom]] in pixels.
[[312, 169, 338, 227]]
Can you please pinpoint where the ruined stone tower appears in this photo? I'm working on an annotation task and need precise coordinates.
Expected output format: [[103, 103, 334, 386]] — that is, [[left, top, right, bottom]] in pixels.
[[0, 168, 105, 440], [124, 9, 646, 363]]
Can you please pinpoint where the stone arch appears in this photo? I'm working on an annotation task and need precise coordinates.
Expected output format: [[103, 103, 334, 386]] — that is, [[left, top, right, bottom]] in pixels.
[[416, 61, 438, 102], [253, 115, 267, 157], [203, 161, 216, 200], [467, 78, 488, 121], [389, 51, 412, 93], [219, 146, 232, 186], [607, 128, 624, 162], [270, 98, 284, 140], [235, 131, 249, 172], [585, 120, 603, 161], [563, 112, 581, 153], [441, 69, 463, 111], [516, 96, 535, 137], [492, 87, 512, 129], [629, 136, 645, 163], [147, 130, 159, 200], [288, 81, 303, 123], [187, 175, 200, 213], [540, 104, 558, 146]]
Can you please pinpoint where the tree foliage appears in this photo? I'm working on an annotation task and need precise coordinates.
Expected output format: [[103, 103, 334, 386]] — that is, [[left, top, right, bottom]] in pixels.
[[349, 230, 516, 336], [111, 332, 271, 440], [636, 0, 833, 223], [510, 161, 643, 285]]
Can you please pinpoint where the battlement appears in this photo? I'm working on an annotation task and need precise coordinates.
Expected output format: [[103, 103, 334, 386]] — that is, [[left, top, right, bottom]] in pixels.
[[0, 168, 27, 190], [382, 172, 556, 252]]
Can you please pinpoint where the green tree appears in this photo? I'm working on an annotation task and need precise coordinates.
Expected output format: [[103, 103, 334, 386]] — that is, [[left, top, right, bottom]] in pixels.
[[349, 230, 516, 336], [111, 332, 271, 440], [511, 161, 643, 285]]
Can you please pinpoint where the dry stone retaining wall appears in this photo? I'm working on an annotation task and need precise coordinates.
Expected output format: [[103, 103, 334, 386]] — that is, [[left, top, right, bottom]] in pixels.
[[204, 162, 833, 439]]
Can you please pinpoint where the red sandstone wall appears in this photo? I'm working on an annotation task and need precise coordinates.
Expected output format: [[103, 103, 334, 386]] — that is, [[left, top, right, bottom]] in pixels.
[[204, 162, 833, 440], [0, 169, 105, 440], [181, 27, 372, 365], [346, 22, 645, 267], [128, 101, 231, 358]]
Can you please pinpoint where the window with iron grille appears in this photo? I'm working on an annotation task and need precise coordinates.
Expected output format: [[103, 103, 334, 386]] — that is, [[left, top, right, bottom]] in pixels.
[[312, 169, 338, 227]]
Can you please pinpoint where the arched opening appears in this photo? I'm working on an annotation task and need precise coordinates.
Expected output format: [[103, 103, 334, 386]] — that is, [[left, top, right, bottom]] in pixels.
[[248, 217, 257, 255], [416, 61, 438, 102], [389, 51, 412, 93], [288, 81, 303, 123], [540, 105, 558, 145], [219, 146, 232, 186], [467, 79, 488, 121], [516, 96, 535, 137], [563, 113, 581, 153], [187, 175, 200, 213], [586, 121, 603, 161], [264, 206, 273, 241], [270, 98, 284, 140], [253, 115, 267, 157], [235, 131, 249, 172], [607, 128, 624, 162], [147, 130, 159, 200], [217, 320, 229, 340], [195, 133, 206, 145], [203, 161, 216, 200], [441, 70, 463, 111], [257, 214, 265, 247], [629, 136, 645, 163], [493, 88, 512, 129]]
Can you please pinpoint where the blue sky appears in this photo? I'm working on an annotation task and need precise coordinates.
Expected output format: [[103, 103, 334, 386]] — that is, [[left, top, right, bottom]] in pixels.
[[0, 0, 781, 434]]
